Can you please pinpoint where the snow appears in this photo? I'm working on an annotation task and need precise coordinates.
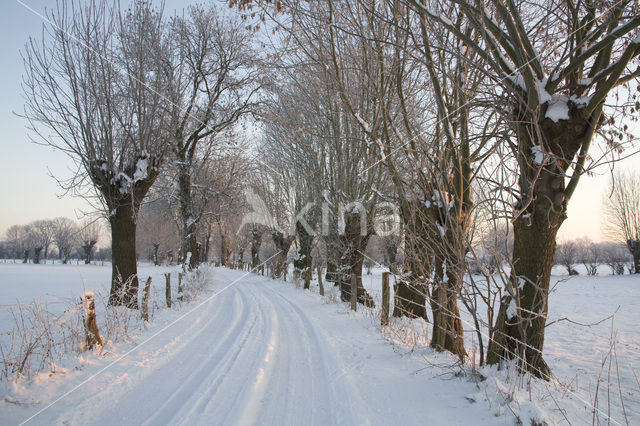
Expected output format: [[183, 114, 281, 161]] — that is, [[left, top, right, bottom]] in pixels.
[[506, 297, 518, 320], [423, 190, 451, 209], [506, 73, 526, 90], [357, 266, 640, 425], [353, 113, 371, 133], [530, 144, 547, 165], [517, 277, 526, 290], [571, 93, 593, 107], [545, 95, 570, 122], [535, 79, 552, 104], [0, 264, 503, 425], [132, 157, 148, 182], [185, 216, 195, 228], [1, 262, 639, 425]]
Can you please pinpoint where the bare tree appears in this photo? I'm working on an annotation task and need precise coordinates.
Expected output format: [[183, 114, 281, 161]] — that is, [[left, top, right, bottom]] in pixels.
[[5, 225, 29, 261], [604, 170, 640, 273], [52, 217, 79, 264], [137, 198, 181, 265], [164, 5, 261, 270], [601, 242, 631, 275], [413, 0, 640, 378], [22, 0, 170, 307], [577, 238, 599, 276], [555, 241, 579, 275], [30, 219, 56, 260], [78, 220, 102, 265]]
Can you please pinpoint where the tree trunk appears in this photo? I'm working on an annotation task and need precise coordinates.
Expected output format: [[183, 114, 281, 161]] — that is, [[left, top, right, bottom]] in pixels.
[[238, 246, 245, 265], [337, 212, 375, 307], [178, 164, 199, 270], [203, 230, 211, 264], [219, 226, 231, 267], [393, 279, 428, 320], [82, 241, 95, 264], [109, 203, 140, 308], [271, 231, 294, 279], [395, 203, 433, 320], [152, 243, 160, 266], [251, 228, 262, 268], [486, 116, 578, 379], [33, 247, 42, 264], [487, 209, 560, 379], [628, 239, 640, 274], [294, 221, 313, 290], [383, 237, 398, 269], [325, 258, 339, 283], [430, 255, 465, 359]]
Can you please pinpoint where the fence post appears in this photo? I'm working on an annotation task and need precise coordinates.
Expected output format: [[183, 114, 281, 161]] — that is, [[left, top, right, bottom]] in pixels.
[[165, 273, 172, 308], [381, 272, 390, 326], [178, 272, 184, 301], [350, 274, 357, 311], [83, 292, 102, 349], [142, 276, 152, 322], [317, 266, 324, 296]]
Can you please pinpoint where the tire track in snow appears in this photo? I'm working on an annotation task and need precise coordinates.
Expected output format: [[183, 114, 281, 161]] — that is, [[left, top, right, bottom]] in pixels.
[[24, 269, 502, 425], [49, 287, 242, 425]]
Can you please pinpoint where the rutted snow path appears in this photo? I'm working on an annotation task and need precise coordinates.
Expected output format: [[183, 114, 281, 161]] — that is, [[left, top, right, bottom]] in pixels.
[[8, 268, 503, 425]]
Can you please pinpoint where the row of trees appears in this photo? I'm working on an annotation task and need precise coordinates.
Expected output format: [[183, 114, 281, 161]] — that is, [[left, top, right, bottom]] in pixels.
[[2, 218, 101, 264], [227, 0, 639, 380], [22, 1, 259, 307], [555, 239, 634, 276], [22, 0, 639, 383]]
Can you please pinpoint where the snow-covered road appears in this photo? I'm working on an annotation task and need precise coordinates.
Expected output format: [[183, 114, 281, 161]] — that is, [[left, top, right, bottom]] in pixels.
[[7, 268, 502, 425]]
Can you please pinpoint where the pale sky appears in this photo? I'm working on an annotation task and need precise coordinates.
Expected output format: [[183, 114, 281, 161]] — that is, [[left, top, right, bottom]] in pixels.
[[0, 0, 638, 243]]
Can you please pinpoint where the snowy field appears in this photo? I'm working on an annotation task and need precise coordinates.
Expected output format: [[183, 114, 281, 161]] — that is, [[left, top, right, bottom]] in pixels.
[[0, 262, 184, 328], [0, 261, 638, 425]]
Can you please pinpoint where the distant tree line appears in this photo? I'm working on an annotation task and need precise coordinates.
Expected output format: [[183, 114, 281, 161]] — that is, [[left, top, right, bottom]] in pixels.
[[554, 239, 633, 276], [1, 218, 103, 264]]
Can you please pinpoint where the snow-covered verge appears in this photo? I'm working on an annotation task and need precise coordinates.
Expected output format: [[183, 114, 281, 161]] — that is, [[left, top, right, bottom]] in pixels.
[[0, 262, 207, 390], [348, 266, 640, 425]]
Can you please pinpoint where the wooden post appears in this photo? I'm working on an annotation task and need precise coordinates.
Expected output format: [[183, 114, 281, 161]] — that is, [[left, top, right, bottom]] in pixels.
[[317, 266, 324, 296], [165, 273, 172, 308], [141, 276, 152, 322], [83, 292, 102, 349], [350, 274, 357, 311], [381, 272, 390, 326], [177, 272, 183, 301]]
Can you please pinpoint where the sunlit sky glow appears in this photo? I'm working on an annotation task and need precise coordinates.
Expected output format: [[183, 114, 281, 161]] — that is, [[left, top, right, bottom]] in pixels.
[[0, 0, 638, 243]]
